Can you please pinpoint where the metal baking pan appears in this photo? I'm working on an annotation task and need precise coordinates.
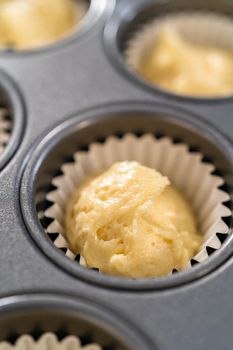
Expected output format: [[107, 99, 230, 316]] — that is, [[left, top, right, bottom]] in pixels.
[[0, 0, 232, 349]]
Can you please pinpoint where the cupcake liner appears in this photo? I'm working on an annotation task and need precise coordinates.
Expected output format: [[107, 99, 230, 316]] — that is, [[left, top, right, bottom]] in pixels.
[[125, 12, 233, 95], [74, 0, 89, 26], [0, 107, 11, 156], [0, 333, 101, 350], [44, 134, 231, 272]]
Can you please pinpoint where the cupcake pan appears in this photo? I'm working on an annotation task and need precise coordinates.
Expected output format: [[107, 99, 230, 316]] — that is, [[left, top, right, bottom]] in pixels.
[[0, 0, 233, 349], [0, 72, 24, 170]]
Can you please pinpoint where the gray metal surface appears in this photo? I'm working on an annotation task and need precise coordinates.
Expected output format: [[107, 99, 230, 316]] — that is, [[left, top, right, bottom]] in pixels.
[[0, 0, 232, 349]]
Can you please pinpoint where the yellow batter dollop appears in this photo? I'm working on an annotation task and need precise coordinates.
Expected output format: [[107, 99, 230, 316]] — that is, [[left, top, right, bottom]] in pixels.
[[0, 0, 81, 49], [138, 28, 233, 97], [65, 161, 201, 278]]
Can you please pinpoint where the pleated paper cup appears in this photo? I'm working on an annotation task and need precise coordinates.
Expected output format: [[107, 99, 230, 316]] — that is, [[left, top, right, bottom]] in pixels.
[[75, 0, 89, 26], [44, 134, 230, 274], [0, 107, 11, 156], [125, 12, 233, 97], [0, 333, 101, 350]]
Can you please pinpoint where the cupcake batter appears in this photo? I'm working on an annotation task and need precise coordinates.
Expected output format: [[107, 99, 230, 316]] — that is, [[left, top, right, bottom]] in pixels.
[[0, 0, 81, 49], [65, 161, 201, 278], [138, 28, 233, 97]]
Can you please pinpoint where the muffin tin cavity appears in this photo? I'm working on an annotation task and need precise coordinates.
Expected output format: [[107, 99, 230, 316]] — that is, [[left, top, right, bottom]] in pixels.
[[0, 294, 152, 350], [0, 0, 113, 54], [0, 72, 24, 171], [20, 103, 233, 290], [104, 0, 233, 101], [0, 105, 11, 157]]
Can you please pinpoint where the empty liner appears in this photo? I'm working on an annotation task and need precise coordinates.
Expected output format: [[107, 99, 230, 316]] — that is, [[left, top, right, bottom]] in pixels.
[[42, 134, 231, 276], [0, 107, 11, 156], [125, 12, 233, 97], [0, 333, 101, 350]]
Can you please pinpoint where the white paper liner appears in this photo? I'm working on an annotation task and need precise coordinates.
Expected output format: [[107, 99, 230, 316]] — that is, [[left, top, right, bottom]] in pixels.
[[74, 0, 89, 27], [125, 12, 233, 97], [0, 107, 11, 156], [44, 134, 231, 272], [0, 333, 101, 350]]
